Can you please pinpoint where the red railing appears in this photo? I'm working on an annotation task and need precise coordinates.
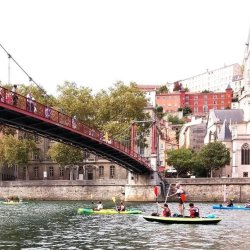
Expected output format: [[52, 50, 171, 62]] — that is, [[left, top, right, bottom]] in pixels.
[[0, 86, 151, 170]]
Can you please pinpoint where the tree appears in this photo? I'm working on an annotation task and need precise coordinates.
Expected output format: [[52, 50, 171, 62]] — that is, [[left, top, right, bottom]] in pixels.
[[199, 142, 230, 177], [167, 115, 184, 125], [182, 106, 192, 116], [166, 148, 198, 177], [48, 142, 84, 180], [157, 85, 169, 94], [154, 106, 165, 120], [94, 81, 149, 140], [0, 135, 37, 179], [56, 81, 96, 127], [173, 81, 182, 91]]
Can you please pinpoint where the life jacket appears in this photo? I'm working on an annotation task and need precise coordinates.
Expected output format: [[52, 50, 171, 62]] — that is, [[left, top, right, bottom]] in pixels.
[[177, 188, 186, 202], [190, 207, 199, 218], [163, 208, 171, 217]]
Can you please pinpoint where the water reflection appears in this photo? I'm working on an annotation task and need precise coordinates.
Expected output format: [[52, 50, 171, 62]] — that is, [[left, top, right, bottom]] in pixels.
[[0, 201, 250, 249]]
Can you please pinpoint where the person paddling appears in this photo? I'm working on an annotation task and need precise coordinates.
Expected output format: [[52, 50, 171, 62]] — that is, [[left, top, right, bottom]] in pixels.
[[189, 203, 200, 218], [93, 201, 103, 211], [117, 201, 126, 212], [167, 183, 186, 216], [245, 199, 250, 208], [226, 199, 234, 207], [158, 203, 171, 217]]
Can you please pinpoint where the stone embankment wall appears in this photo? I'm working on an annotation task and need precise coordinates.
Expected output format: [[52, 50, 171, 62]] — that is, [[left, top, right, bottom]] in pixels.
[[0, 180, 157, 201], [164, 178, 250, 202], [1, 178, 250, 202]]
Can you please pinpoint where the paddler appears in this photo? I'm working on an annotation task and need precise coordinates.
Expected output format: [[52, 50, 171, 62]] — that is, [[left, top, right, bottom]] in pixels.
[[167, 183, 186, 216], [93, 201, 103, 211]]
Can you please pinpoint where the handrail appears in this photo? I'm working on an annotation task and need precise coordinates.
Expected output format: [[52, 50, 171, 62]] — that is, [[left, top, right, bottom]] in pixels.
[[0, 86, 151, 170]]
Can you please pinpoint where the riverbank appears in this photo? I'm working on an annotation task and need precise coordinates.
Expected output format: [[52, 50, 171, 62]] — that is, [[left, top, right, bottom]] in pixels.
[[1, 178, 250, 202]]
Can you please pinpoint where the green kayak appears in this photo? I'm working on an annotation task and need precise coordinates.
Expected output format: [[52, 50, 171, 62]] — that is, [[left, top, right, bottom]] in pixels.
[[143, 215, 222, 225], [77, 208, 142, 215]]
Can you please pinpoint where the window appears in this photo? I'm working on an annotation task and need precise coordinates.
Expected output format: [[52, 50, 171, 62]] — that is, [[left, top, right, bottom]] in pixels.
[[203, 105, 208, 113], [194, 107, 198, 113], [99, 166, 104, 177], [213, 100, 217, 104], [194, 96, 198, 100], [243, 172, 248, 177], [221, 95, 225, 98], [23, 166, 26, 177], [34, 166, 38, 178], [59, 167, 64, 177], [213, 95, 217, 99], [194, 101, 198, 105], [49, 166, 54, 177], [110, 165, 115, 178], [33, 150, 39, 160], [241, 143, 250, 165]]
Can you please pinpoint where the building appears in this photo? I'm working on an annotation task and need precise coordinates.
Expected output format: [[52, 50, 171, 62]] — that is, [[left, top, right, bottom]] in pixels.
[[136, 84, 161, 107], [203, 29, 250, 178], [180, 63, 243, 93], [0, 134, 128, 182], [179, 118, 206, 151], [156, 87, 233, 116]]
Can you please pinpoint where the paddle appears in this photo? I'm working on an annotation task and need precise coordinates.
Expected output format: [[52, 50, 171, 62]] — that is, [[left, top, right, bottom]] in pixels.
[[154, 186, 159, 214], [164, 184, 171, 203], [112, 196, 117, 210]]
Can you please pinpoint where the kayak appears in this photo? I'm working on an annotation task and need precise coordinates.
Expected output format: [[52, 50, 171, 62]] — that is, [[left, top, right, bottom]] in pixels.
[[143, 215, 222, 225], [213, 205, 250, 210], [77, 208, 142, 215], [1, 201, 28, 205]]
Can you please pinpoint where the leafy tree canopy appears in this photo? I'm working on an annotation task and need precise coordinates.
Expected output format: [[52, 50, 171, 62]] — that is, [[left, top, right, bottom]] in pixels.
[[166, 147, 198, 177], [0, 135, 37, 166], [48, 142, 84, 166], [94, 81, 149, 140], [157, 85, 169, 94], [199, 142, 230, 177], [167, 115, 184, 125]]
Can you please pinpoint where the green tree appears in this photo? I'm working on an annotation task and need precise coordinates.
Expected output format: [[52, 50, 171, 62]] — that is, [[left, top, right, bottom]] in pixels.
[[166, 148, 198, 177], [48, 142, 84, 180], [154, 106, 165, 120], [56, 81, 96, 126], [182, 106, 192, 116], [167, 115, 184, 125], [199, 142, 230, 177], [157, 85, 169, 93], [94, 81, 149, 140], [0, 135, 37, 179]]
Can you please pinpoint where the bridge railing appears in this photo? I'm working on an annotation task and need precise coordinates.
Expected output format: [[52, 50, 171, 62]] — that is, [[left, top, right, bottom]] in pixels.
[[0, 86, 150, 169]]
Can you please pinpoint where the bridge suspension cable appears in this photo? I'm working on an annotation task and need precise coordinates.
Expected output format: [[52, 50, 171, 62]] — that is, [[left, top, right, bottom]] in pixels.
[[0, 43, 48, 97]]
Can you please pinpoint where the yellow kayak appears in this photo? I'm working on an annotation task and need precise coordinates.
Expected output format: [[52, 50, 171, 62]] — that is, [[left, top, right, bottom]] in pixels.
[[77, 208, 142, 215], [1, 201, 28, 205]]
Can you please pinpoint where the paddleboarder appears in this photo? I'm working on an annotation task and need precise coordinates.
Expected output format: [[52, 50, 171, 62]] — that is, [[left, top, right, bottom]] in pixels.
[[168, 183, 186, 216]]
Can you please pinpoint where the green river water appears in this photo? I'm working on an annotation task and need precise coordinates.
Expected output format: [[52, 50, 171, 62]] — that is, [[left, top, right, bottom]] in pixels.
[[0, 201, 250, 250]]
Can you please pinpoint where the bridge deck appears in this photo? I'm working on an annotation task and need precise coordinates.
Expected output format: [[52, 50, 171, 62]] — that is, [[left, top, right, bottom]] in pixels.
[[0, 87, 152, 173]]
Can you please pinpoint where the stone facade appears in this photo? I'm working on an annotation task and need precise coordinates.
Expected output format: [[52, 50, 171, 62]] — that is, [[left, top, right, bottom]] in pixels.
[[0, 136, 129, 182]]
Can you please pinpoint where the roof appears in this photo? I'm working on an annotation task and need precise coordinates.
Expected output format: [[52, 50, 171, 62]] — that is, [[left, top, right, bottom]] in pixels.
[[218, 120, 232, 141], [137, 84, 162, 91], [213, 109, 244, 123]]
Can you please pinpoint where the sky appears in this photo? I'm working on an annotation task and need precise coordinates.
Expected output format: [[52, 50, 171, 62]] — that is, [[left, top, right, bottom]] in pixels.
[[0, 0, 250, 96]]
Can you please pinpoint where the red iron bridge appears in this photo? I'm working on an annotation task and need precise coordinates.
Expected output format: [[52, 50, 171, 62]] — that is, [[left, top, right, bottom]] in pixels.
[[0, 86, 153, 174]]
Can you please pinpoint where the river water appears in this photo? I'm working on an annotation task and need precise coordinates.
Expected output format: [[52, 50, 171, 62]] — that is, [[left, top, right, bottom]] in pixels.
[[0, 201, 250, 250]]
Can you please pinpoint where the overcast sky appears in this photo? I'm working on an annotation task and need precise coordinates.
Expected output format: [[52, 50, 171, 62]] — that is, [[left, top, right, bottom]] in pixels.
[[0, 0, 250, 95]]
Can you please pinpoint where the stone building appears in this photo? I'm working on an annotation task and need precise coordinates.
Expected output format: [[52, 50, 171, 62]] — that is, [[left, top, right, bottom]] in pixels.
[[204, 29, 250, 178], [0, 135, 128, 182], [180, 63, 242, 93]]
